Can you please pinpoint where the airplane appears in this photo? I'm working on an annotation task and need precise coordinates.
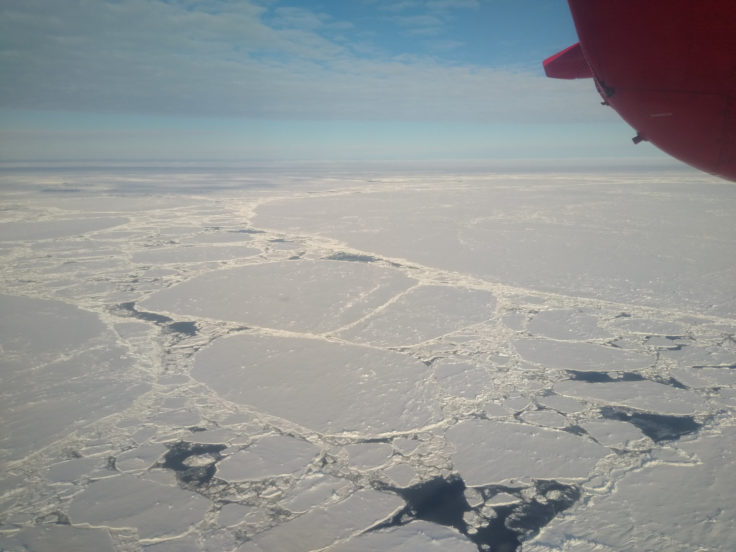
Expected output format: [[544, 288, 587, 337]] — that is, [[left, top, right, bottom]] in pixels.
[[543, 0, 736, 182]]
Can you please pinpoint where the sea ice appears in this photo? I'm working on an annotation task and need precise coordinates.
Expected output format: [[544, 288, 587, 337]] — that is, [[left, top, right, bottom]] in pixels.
[[0, 525, 116, 552], [554, 379, 707, 415], [329, 520, 477, 551], [132, 244, 259, 263], [281, 473, 350, 513], [0, 294, 147, 464], [530, 427, 736, 551], [527, 309, 611, 340], [216, 435, 319, 481], [513, 338, 652, 373], [580, 419, 647, 448], [2, 168, 735, 551], [254, 181, 736, 315], [345, 443, 394, 469], [336, 285, 496, 346], [45, 458, 100, 483], [192, 334, 441, 434], [141, 260, 414, 333], [68, 474, 210, 540], [433, 360, 493, 399], [0, 217, 127, 241], [447, 420, 607, 485], [248, 489, 403, 551]]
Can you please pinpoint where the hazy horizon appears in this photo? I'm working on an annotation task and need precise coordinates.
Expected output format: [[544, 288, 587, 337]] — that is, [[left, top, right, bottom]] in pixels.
[[0, 0, 678, 165]]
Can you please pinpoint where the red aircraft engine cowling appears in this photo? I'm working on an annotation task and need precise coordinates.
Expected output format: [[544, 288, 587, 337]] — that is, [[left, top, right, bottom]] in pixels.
[[544, 0, 736, 182]]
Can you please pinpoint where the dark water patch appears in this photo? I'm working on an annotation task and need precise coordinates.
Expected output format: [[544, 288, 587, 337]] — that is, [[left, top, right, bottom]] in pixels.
[[374, 475, 581, 552], [567, 370, 688, 390], [474, 480, 580, 551], [600, 407, 701, 442], [115, 301, 172, 324], [167, 321, 198, 336], [665, 343, 687, 351], [231, 228, 265, 234], [360, 437, 393, 444], [326, 252, 379, 263], [645, 335, 689, 351], [372, 476, 471, 541], [159, 441, 227, 487], [41, 188, 81, 194], [133, 310, 172, 324], [567, 370, 645, 383], [652, 375, 688, 389], [399, 475, 468, 529], [563, 425, 588, 437]]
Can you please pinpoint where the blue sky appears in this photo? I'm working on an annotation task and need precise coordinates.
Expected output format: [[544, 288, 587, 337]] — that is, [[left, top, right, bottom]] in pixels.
[[0, 0, 670, 163]]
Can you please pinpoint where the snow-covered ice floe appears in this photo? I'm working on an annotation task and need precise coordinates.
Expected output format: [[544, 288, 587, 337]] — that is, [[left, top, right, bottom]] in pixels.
[[1, 166, 735, 551]]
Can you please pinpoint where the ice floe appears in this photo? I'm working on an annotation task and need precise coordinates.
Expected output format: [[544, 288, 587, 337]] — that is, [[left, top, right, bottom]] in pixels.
[[192, 334, 442, 434], [447, 420, 607, 485], [142, 260, 414, 333]]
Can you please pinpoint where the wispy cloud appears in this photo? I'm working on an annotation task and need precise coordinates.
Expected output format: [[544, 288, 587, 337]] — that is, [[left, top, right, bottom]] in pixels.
[[0, 0, 602, 124], [369, 0, 479, 12], [426, 0, 480, 10], [390, 13, 444, 35], [366, 0, 420, 12], [372, 0, 479, 36]]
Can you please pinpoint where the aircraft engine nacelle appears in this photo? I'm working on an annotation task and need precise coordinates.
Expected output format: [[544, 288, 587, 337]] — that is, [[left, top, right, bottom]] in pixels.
[[545, 0, 736, 182]]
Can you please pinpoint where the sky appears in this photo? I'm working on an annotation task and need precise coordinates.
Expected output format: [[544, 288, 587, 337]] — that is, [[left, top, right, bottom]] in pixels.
[[0, 0, 672, 164]]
